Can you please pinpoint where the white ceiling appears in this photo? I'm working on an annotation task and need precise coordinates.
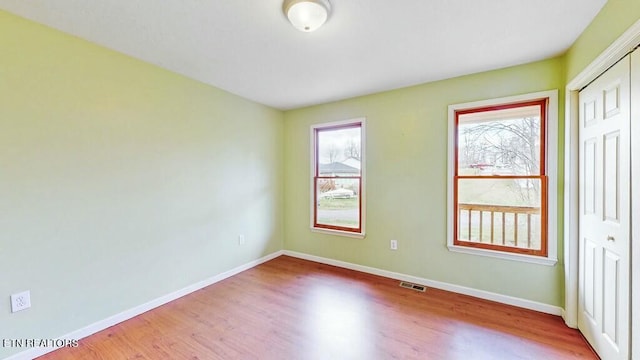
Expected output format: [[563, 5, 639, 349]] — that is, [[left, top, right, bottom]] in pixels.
[[0, 0, 606, 110]]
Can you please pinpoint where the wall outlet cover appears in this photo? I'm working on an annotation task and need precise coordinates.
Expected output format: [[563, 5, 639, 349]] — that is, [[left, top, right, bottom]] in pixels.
[[11, 290, 31, 313]]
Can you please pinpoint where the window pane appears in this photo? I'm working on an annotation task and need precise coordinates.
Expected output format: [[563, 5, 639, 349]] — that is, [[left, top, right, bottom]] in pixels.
[[316, 178, 360, 229], [457, 178, 542, 251], [457, 105, 541, 176], [317, 126, 361, 177]]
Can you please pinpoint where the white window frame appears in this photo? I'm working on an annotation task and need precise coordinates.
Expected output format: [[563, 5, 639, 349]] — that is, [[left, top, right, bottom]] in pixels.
[[310, 118, 366, 238], [447, 90, 558, 265]]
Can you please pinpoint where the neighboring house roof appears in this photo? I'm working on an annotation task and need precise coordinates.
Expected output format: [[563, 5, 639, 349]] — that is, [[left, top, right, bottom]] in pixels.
[[342, 157, 361, 170], [319, 162, 359, 175]]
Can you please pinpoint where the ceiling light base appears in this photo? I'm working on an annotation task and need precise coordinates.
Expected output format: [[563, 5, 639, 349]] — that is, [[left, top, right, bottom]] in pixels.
[[283, 0, 331, 32]]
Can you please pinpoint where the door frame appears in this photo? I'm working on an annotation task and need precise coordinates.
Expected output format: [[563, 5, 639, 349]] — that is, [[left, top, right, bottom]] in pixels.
[[564, 18, 640, 355]]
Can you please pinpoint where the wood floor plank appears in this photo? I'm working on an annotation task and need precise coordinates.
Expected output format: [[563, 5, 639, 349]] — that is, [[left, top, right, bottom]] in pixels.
[[38, 255, 597, 359]]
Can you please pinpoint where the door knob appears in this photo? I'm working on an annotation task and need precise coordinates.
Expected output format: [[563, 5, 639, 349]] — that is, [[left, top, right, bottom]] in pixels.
[[607, 235, 615, 241]]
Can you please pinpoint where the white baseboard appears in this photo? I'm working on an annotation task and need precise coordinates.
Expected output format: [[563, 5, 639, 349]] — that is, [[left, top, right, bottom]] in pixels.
[[283, 250, 563, 316], [4, 250, 284, 360]]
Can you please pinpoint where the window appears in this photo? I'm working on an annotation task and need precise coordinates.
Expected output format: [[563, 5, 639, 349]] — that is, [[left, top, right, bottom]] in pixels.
[[311, 119, 365, 236], [448, 91, 557, 264]]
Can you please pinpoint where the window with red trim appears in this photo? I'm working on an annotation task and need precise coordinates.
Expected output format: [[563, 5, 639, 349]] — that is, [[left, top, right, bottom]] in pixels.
[[312, 120, 363, 234], [453, 99, 548, 256]]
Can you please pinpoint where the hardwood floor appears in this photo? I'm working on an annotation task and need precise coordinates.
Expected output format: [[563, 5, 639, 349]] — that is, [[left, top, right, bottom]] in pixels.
[[39, 255, 597, 359]]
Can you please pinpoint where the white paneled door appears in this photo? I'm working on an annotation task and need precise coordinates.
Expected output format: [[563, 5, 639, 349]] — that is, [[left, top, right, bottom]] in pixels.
[[578, 54, 631, 360]]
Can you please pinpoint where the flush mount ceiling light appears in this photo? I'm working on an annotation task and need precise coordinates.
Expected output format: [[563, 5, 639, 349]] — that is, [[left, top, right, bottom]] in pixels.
[[282, 0, 332, 32]]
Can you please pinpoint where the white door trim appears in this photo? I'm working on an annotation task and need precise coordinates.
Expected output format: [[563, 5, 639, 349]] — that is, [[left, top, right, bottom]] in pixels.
[[630, 51, 640, 360], [564, 18, 640, 331]]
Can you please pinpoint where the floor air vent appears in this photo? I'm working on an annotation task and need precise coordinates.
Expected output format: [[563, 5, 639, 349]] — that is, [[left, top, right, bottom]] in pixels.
[[399, 281, 426, 292]]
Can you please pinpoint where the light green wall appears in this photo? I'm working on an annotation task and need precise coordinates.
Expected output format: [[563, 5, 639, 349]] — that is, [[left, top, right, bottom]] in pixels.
[[566, 0, 640, 81], [0, 11, 283, 359], [284, 57, 566, 307]]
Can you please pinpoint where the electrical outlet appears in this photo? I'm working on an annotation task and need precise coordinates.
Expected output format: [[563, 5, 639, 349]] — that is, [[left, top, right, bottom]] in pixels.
[[238, 234, 246, 246], [390, 239, 398, 250], [11, 291, 31, 313]]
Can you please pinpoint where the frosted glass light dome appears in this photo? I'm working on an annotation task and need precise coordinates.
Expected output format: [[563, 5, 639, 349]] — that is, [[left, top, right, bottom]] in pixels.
[[283, 0, 331, 32]]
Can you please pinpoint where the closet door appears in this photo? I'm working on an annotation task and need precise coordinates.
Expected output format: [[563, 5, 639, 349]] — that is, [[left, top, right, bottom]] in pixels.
[[578, 54, 630, 360]]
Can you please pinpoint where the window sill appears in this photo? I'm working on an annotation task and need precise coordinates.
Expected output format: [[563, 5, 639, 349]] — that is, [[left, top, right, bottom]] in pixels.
[[311, 227, 365, 239], [447, 245, 557, 266]]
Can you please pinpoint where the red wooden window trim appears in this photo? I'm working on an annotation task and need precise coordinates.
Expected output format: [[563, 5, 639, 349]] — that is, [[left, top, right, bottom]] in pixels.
[[313, 122, 363, 233], [453, 99, 548, 256]]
